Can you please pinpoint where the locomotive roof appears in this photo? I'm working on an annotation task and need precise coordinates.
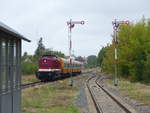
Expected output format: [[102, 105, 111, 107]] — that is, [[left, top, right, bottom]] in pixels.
[[0, 21, 30, 42]]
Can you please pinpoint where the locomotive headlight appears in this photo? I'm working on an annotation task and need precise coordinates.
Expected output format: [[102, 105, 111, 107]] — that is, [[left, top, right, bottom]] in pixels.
[[44, 59, 47, 63]]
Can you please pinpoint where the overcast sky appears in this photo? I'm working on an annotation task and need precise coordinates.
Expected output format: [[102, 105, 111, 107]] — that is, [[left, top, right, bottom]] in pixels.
[[0, 0, 149, 57]]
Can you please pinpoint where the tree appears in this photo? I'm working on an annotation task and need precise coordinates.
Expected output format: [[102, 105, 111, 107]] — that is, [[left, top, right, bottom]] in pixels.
[[97, 47, 106, 67], [86, 55, 97, 68], [98, 17, 150, 83], [23, 52, 28, 57], [35, 37, 45, 56], [34, 37, 46, 61]]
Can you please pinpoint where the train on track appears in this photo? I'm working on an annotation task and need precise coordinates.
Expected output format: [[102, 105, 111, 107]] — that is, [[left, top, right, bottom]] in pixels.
[[36, 55, 82, 81]]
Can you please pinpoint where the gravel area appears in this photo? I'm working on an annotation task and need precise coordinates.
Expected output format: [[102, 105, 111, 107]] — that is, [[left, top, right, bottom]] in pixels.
[[74, 73, 91, 113], [75, 87, 90, 113], [97, 74, 150, 113]]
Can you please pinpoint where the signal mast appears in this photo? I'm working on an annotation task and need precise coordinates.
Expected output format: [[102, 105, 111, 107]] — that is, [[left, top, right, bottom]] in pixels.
[[112, 19, 131, 86], [67, 19, 85, 86]]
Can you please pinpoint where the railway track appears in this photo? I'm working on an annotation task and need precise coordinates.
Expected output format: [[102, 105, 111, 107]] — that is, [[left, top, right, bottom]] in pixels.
[[86, 75, 103, 113], [21, 81, 46, 89], [21, 72, 89, 90], [86, 73, 137, 113]]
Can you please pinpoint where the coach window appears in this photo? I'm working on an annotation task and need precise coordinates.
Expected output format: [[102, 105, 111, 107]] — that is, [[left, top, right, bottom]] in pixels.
[[67, 63, 69, 68], [70, 63, 73, 68], [68, 63, 70, 68], [64, 63, 66, 68], [64, 63, 65, 68]]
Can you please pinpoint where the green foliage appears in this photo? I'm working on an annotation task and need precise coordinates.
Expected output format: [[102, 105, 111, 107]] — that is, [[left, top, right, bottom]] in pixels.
[[98, 18, 150, 83], [86, 55, 97, 68], [34, 37, 65, 61], [21, 62, 38, 75], [100, 45, 114, 73], [34, 37, 46, 60], [97, 47, 106, 66]]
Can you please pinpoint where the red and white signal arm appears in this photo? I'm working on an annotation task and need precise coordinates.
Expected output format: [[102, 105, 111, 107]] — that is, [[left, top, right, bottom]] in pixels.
[[67, 21, 85, 25], [80, 21, 85, 25], [125, 21, 130, 24], [119, 20, 130, 24], [112, 20, 130, 25]]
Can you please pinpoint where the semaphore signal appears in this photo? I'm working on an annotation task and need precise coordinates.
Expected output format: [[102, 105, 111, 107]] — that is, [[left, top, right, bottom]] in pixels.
[[66, 19, 85, 86], [112, 19, 131, 86]]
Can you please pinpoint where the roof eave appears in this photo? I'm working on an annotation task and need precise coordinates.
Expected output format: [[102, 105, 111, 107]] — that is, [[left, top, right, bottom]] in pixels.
[[0, 22, 31, 42]]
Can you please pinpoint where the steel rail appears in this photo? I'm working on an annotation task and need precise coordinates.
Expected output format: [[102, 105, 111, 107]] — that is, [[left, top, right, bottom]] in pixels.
[[95, 74, 137, 113], [86, 75, 103, 113], [86, 72, 137, 113], [21, 81, 44, 89], [21, 72, 86, 90]]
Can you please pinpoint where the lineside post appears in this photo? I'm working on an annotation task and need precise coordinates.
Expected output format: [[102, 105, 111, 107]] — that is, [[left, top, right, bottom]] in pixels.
[[112, 19, 130, 86], [67, 19, 85, 86]]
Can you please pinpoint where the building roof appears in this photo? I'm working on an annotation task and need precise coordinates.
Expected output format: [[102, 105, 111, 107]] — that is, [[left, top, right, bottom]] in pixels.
[[0, 21, 31, 42]]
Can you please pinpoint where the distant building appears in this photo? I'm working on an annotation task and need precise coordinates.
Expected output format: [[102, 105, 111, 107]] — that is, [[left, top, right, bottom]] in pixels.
[[75, 56, 87, 65], [65, 56, 70, 59]]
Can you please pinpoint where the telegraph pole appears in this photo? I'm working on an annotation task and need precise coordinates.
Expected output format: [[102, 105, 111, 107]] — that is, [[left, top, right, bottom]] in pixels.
[[112, 19, 130, 86], [67, 19, 85, 86]]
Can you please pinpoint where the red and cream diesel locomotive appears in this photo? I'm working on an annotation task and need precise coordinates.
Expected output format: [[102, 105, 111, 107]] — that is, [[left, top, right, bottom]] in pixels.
[[36, 55, 82, 81]]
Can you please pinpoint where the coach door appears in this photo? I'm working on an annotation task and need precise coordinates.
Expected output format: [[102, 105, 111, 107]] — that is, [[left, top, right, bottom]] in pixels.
[[0, 37, 21, 113]]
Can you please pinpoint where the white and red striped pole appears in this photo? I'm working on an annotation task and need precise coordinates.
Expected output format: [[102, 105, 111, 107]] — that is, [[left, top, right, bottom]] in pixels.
[[112, 19, 131, 86], [67, 19, 85, 86]]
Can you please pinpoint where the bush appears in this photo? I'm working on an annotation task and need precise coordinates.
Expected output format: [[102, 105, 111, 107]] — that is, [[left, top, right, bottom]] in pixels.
[[21, 62, 38, 75]]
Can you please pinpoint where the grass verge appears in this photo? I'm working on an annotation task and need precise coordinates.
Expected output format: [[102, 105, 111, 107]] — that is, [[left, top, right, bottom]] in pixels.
[[107, 79, 150, 105], [22, 79, 80, 113], [22, 74, 38, 84]]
